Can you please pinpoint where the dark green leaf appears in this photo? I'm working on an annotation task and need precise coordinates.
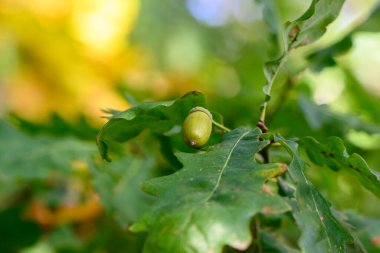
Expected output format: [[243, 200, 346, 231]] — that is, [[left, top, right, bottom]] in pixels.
[[9, 113, 98, 140], [307, 35, 353, 71], [344, 70, 380, 124], [275, 135, 365, 253], [131, 128, 290, 253], [97, 91, 207, 162], [0, 120, 96, 180], [0, 207, 41, 253], [261, 231, 301, 253], [90, 156, 154, 227], [345, 212, 380, 252], [300, 136, 380, 198], [258, 0, 283, 58]]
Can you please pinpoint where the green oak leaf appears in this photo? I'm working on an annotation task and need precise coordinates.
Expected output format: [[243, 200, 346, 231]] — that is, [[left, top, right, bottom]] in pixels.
[[97, 91, 206, 161], [299, 136, 380, 198], [262, 0, 345, 105], [275, 135, 365, 253], [131, 128, 290, 253], [287, 0, 346, 49]]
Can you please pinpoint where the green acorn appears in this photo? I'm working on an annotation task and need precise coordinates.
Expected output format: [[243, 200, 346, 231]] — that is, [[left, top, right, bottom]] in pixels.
[[182, 107, 213, 148]]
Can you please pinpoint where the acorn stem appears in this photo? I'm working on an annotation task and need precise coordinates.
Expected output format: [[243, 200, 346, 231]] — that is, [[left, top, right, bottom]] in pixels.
[[212, 120, 231, 132]]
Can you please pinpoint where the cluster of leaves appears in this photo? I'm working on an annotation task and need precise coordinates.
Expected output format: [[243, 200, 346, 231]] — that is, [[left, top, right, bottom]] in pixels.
[[1, 0, 380, 252], [93, 0, 380, 252], [97, 90, 380, 253]]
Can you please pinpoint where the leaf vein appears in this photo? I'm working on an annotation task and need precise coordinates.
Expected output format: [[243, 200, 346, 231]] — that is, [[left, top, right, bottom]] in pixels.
[[298, 159, 334, 251], [203, 130, 251, 202]]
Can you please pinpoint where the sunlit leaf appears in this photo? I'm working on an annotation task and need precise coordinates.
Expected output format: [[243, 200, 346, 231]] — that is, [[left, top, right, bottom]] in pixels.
[[262, 0, 345, 109], [287, 0, 346, 49], [356, 3, 380, 32], [131, 128, 290, 253]]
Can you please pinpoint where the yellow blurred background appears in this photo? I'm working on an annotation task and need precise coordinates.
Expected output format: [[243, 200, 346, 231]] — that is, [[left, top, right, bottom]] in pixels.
[[0, 0, 158, 124]]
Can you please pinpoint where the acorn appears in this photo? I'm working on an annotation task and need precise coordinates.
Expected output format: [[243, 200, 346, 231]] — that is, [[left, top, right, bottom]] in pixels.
[[182, 107, 213, 148]]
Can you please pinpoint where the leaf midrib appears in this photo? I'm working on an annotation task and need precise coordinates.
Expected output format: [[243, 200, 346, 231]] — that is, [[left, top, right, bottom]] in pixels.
[[295, 158, 334, 251], [203, 130, 251, 202]]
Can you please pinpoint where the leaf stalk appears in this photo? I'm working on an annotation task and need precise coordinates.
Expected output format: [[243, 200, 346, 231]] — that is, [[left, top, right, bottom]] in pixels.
[[257, 52, 290, 132], [212, 120, 231, 132]]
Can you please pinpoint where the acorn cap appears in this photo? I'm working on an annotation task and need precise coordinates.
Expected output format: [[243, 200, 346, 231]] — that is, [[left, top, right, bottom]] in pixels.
[[189, 107, 213, 120]]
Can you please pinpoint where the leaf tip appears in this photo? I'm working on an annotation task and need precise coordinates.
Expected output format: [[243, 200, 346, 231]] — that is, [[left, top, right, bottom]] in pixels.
[[181, 90, 204, 99]]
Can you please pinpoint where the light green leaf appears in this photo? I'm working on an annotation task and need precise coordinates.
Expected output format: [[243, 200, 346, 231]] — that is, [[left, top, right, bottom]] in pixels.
[[131, 128, 290, 253], [300, 136, 380, 198], [307, 3, 380, 71], [0, 120, 96, 181], [287, 0, 346, 49], [97, 91, 206, 162], [356, 3, 380, 32], [261, 0, 345, 110], [275, 135, 365, 253], [90, 156, 154, 227]]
